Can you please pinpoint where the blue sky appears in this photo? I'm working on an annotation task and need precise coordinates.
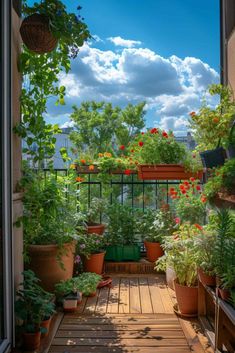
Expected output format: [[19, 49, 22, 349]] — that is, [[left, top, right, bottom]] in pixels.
[[43, 0, 220, 135]]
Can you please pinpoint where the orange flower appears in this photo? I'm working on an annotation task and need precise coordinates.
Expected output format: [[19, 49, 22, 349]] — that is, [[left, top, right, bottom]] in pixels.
[[194, 224, 203, 231], [201, 196, 207, 203], [89, 165, 95, 171], [76, 177, 84, 183], [98, 153, 103, 158], [213, 117, 219, 123], [189, 111, 196, 116], [104, 152, 112, 158], [80, 159, 86, 164]]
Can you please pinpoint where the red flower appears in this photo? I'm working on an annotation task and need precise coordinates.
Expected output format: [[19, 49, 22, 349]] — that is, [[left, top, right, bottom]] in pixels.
[[181, 189, 186, 194], [183, 181, 189, 186], [131, 149, 135, 153], [80, 159, 86, 164], [179, 184, 185, 190], [138, 141, 144, 147], [141, 132, 145, 135], [150, 128, 158, 134], [119, 145, 125, 150], [174, 217, 180, 224], [162, 131, 168, 138], [124, 169, 131, 176], [196, 185, 201, 191], [190, 177, 195, 182], [194, 224, 203, 231], [169, 187, 175, 193], [201, 196, 207, 203]]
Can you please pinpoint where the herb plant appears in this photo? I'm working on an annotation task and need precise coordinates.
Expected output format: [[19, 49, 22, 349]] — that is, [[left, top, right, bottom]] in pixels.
[[76, 233, 107, 258]]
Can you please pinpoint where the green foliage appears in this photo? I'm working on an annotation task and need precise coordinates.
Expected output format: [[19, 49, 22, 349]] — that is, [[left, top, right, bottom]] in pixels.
[[15, 270, 55, 333], [106, 204, 140, 245], [169, 179, 207, 225], [16, 169, 78, 260], [194, 231, 217, 275], [69, 101, 146, 154], [15, 1, 91, 166], [80, 197, 108, 225], [76, 233, 107, 258], [73, 272, 102, 296], [189, 84, 235, 151], [204, 158, 235, 200], [136, 209, 176, 243]]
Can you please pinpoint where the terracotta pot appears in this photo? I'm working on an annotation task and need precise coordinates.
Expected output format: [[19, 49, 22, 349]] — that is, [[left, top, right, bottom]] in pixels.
[[83, 252, 105, 274], [40, 317, 51, 338], [166, 266, 176, 290], [87, 223, 105, 235], [197, 268, 216, 287], [28, 241, 76, 292], [138, 164, 203, 181], [174, 279, 198, 316], [20, 14, 58, 54], [218, 288, 231, 301], [23, 331, 41, 351], [144, 241, 164, 262]]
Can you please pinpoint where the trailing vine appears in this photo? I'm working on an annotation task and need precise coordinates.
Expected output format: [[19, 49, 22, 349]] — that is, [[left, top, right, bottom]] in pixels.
[[14, 1, 91, 167]]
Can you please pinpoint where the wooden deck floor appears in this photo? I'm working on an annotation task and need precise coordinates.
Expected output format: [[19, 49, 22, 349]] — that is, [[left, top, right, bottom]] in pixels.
[[47, 275, 214, 353]]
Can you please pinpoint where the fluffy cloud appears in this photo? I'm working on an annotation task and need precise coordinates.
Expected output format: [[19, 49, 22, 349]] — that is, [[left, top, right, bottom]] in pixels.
[[108, 36, 141, 48], [46, 39, 219, 135]]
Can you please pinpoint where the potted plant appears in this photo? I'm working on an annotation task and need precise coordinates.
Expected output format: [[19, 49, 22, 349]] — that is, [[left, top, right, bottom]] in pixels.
[[169, 178, 207, 224], [105, 203, 141, 261], [20, 0, 91, 55], [55, 278, 83, 312], [158, 224, 202, 316], [16, 171, 78, 292], [204, 159, 235, 208], [76, 232, 107, 274], [189, 84, 235, 168], [128, 128, 202, 180], [15, 271, 55, 350], [74, 272, 102, 297], [136, 209, 176, 262], [80, 198, 108, 235]]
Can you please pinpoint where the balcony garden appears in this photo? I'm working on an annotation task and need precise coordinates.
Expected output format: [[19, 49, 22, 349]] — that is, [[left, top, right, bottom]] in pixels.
[[13, 0, 235, 352]]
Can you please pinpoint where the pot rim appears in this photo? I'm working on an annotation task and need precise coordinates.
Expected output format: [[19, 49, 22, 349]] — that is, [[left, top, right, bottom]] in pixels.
[[174, 278, 198, 289]]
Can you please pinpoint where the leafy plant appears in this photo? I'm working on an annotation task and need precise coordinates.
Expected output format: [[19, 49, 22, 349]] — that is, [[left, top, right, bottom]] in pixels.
[[15, 271, 55, 333], [106, 203, 140, 245], [76, 233, 107, 258], [136, 209, 176, 243], [74, 272, 102, 296], [81, 197, 108, 225], [169, 178, 207, 225], [189, 84, 235, 151], [204, 158, 235, 200], [194, 230, 216, 275]]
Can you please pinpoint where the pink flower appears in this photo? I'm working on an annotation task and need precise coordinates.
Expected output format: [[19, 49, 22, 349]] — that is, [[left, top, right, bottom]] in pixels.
[[174, 217, 180, 224], [74, 255, 81, 264]]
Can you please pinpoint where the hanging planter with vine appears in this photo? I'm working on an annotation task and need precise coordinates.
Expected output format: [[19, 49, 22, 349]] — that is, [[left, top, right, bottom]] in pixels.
[[20, 0, 91, 56]]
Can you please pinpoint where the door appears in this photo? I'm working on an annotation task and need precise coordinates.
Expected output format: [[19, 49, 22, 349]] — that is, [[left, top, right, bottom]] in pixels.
[[0, 0, 13, 352]]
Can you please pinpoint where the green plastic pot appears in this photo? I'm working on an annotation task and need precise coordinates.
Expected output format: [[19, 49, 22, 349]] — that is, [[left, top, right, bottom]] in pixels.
[[105, 245, 141, 261]]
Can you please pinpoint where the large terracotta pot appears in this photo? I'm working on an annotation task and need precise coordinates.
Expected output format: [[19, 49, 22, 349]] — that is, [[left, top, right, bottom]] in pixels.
[[23, 331, 41, 350], [28, 241, 76, 292], [174, 279, 198, 316], [198, 268, 216, 287], [144, 241, 164, 262], [87, 223, 105, 235], [166, 266, 176, 290], [83, 252, 105, 274]]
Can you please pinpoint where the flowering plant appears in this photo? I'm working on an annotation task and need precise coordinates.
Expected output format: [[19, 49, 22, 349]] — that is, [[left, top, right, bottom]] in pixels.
[[189, 84, 235, 151], [76, 233, 107, 258], [136, 209, 177, 243], [169, 178, 207, 224], [156, 223, 202, 287]]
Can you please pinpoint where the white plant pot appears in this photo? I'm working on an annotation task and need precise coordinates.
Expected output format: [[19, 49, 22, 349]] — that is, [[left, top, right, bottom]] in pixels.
[[63, 298, 78, 312], [166, 266, 176, 290]]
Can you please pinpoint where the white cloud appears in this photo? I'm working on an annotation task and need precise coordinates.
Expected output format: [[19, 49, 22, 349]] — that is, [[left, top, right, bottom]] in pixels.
[[60, 120, 75, 129], [108, 36, 142, 48], [46, 41, 219, 136]]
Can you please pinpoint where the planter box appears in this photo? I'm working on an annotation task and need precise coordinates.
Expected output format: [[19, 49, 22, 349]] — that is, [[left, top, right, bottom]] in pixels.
[[105, 245, 141, 261], [138, 164, 203, 181], [76, 165, 136, 175]]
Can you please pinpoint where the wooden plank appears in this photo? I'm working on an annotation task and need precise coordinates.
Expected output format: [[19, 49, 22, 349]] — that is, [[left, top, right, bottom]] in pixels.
[[106, 277, 120, 314], [148, 277, 165, 313], [49, 346, 191, 353], [59, 323, 183, 331], [83, 291, 98, 314], [62, 317, 179, 325], [56, 329, 185, 338], [179, 318, 206, 353], [118, 278, 130, 313], [139, 278, 153, 313], [156, 279, 174, 313], [76, 295, 87, 314], [129, 278, 141, 313], [65, 313, 177, 319], [95, 285, 110, 313], [52, 337, 189, 346]]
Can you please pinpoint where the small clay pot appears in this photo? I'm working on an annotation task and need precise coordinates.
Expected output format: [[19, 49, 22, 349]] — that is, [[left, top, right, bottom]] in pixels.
[[144, 241, 164, 262], [174, 279, 198, 316], [218, 288, 231, 301], [83, 251, 105, 274], [22, 331, 41, 351], [87, 223, 105, 235], [197, 268, 216, 287], [40, 317, 52, 338]]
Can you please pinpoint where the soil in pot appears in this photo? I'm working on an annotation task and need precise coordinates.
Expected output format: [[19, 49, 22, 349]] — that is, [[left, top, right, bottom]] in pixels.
[[40, 317, 52, 338], [83, 251, 105, 274], [144, 241, 164, 262], [22, 331, 41, 351], [28, 241, 76, 292], [174, 279, 198, 316], [197, 268, 216, 287], [87, 223, 105, 235]]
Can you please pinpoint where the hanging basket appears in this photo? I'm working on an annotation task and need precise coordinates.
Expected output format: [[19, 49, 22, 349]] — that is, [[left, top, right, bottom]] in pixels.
[[20, 13, 58, 54], [137, 164, 203, 181]]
